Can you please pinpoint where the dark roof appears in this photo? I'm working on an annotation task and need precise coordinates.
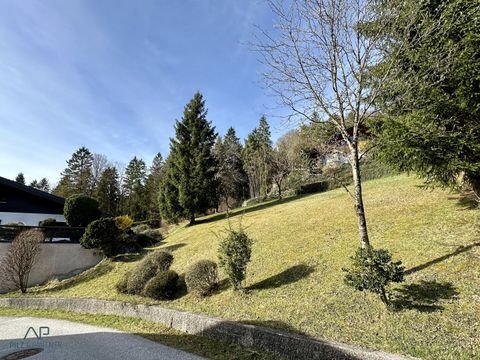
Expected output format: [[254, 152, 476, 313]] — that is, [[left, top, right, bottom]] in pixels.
[[0, 176, 65, 205]]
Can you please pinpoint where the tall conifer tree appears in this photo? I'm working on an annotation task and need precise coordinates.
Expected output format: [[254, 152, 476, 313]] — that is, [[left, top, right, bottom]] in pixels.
[[164, 92, 218, 225]]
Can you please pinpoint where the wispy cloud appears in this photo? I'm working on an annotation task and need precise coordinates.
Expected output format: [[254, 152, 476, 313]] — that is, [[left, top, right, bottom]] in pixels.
[[0, 0, 278, 185]]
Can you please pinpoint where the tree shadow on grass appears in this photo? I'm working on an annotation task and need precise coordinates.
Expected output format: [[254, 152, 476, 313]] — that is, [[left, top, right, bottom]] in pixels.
[[195, 194, 313, 225], [159, 243, 187, 253], [242, 320, 307, 336], [247, 264, 315, 291], [405, 241, 480, 275], [391, 280, 459, 312], [448, 193, 479, 210]]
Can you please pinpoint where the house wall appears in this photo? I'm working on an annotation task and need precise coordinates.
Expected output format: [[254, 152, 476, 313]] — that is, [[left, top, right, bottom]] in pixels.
[[0, 212, 66, 226], [0, 243, 103, 293]]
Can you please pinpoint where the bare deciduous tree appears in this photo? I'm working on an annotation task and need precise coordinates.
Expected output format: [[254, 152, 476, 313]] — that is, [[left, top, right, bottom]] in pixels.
[[0, 230, 45, 293], [257, 0, 393, 248], [92, 153, 109, 191]]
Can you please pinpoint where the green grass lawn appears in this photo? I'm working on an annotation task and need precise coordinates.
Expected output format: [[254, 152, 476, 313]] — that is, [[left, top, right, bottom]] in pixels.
[[4, 174, 480, 359]]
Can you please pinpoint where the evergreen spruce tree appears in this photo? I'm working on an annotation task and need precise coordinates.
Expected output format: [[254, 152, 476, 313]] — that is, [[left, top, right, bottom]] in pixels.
[[123, 156, 147, 220], [95, 166, 120, 216], [38, 178, 50, 192], [15, 173, 25, 185], [215, 127, 248, 209], [242, 117, 273, 199], [58, 147, 94, 196], [29, 180, 39, 189], [145, 152, 165, 222], [371, 0, 480, 203], [158, 155, 184, 223], [166, 92, 218, 225]]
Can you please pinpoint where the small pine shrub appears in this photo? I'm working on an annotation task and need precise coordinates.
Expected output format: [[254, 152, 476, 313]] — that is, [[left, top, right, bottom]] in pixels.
[[218, 227, 253, 290], [115, 215, 134, 233], [64, 194, 101, 227], [185, 260, 218, 297], [143, 270, 179, 300], [343, 247, 405, 306], [134, 230, 162, 247], [80, 218, 121, 257]]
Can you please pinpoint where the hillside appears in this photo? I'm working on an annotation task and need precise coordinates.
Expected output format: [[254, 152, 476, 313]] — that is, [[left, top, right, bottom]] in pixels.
[[11, 175, 480, 359]]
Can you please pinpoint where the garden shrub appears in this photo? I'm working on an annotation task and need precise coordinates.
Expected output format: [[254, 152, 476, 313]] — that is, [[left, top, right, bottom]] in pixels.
[[129, 225, 162, 247], [38, 218, 57, 227], [185, 260, 218, 297], [143, 270, 179, 300], [144, 250, 173, 272], [80, 217, 120, 257], [218, 227, 253, 290], [115, 215, 134, 233], [343, 247, 405, 306], [116, 250, 174, 295], [132, 224, 150, 234], [115, 272, 130, 293], [64, 194, 101, 227], [295, 181, 329, 195], [0, 229, 45, 293]]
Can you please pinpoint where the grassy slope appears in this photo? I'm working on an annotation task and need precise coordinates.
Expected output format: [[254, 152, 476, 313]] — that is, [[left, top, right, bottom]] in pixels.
[[6, 175, 480, 359]]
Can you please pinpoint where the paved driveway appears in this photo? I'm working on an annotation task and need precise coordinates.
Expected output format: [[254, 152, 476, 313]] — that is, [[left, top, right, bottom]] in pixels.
[[0, 317, 205, 360]]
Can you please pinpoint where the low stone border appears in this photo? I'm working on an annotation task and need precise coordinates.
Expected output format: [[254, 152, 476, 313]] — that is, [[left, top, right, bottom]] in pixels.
[[0, 298, 416, 360]]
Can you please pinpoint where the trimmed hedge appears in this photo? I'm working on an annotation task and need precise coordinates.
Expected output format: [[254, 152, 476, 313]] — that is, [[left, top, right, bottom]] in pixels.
[[80, 218, 120, 257], [64, 194, 101, 227], [185, 260, 218, 297], [143, 270, 179, 300], [116, 250, 174, 295]]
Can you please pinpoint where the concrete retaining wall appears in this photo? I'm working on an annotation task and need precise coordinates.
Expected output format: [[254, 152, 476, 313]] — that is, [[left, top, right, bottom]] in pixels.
[[0, 298, 416, 360], [0, 243, 103, 292]]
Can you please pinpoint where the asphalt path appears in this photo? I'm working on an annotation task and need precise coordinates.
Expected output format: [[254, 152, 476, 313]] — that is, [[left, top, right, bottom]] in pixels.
[[0, 316, 205, 360]]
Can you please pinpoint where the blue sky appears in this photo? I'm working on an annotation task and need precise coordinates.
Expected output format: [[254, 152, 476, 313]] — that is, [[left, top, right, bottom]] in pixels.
[[0, 0, 287, 185]]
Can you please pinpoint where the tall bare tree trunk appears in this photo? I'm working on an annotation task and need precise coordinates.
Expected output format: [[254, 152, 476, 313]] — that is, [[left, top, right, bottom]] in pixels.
[[350, 145, 370, 249]]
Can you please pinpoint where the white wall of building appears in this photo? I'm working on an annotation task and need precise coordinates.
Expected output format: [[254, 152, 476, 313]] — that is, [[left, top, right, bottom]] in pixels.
[[0, 212, 65, 226], [0, 243, 103, 293]]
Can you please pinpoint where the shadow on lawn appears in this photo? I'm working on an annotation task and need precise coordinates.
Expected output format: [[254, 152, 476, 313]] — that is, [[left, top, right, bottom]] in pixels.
[[160, 243, 187, 253], [242, 319, 307, 336], [248, 264, 315, 291], [405, 241, 480, 275], [195, 194, 312, 225], [392, 280, 459, 312], [449, 193, 479, 210]]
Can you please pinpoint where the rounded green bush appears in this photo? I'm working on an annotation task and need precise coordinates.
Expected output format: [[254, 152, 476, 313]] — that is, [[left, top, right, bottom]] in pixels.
[[80, 217, 120, 257], [116, 250, 174, 295], [115, 272, 130, 293], [64, 194, 101, 227], [185, 260, 218, 297], [143, 270, 179, 300], [144, 250, 173, 272]]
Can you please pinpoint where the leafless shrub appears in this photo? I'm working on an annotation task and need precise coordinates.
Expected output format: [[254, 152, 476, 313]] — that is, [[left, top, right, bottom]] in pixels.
[[0, 229, 45, 293]]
